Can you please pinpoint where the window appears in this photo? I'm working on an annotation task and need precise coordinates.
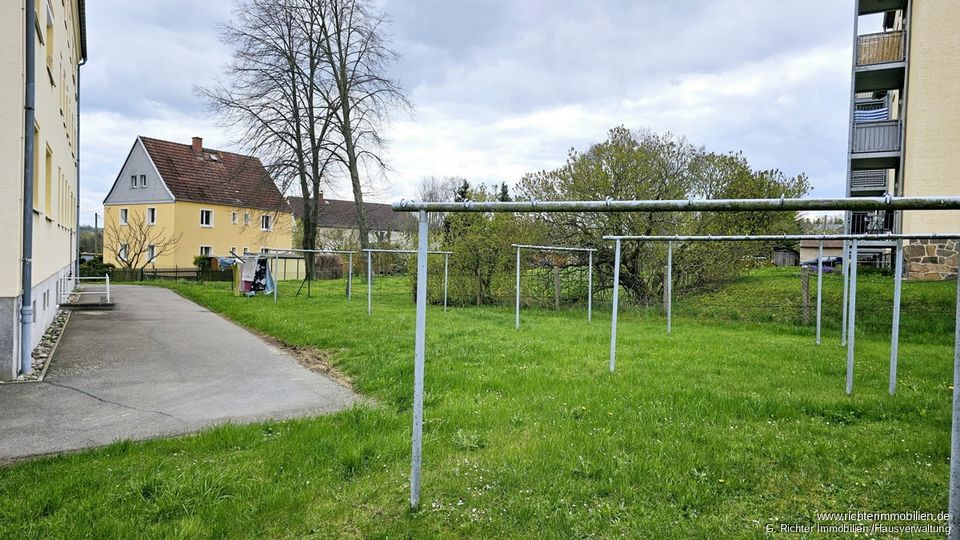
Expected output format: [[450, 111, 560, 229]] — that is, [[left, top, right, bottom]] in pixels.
[[130, 175, 137, 189], [242, 247, 249, 254], [45, 0, 54, 77], [243, 212, 250, 225], [199, 246, 212, 257], [44, 146, 52, 215], [119, 208, 128, 225], [146, 207, 157, 225], [260, 248, 270, 254], [231, 211, 238, 224], [119, 243, 129, 261], [200, 209, 213, 227], [230, 246, 237, 255], [260, 214, 272, 231], [32, 126, 40, 211], [146, 245, 156, 262], [140, 174, 147, 188]]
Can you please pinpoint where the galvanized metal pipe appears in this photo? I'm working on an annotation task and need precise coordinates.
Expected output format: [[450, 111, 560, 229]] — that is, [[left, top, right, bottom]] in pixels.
[[890, 239, 903, 395], [410, 210, 429, 508], [19, 0, 37, 377], [603, 233, 957, 241], [587, 251, 593, 323], [367, 250, 372, 316], [842, 241, 850, 346], [348, 253, 353, 301], [362, 248, 453, 255], [395, 196, 960, 214], [510, 244, 597, 253], [949, 269, 960, 536], [443, 253, 449, 312], [846, 240, 858, 395], [515, 246, 521, 329], [105, 274, 111, 304], [816, 242, 823, 346], [273, 256, 278, 304], [667, 241, 673, 336], [610, 240, 621, 373]]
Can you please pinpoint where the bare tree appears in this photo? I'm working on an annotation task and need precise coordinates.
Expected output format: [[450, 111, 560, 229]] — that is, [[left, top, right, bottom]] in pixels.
[[199, 0, 336, 277], [416, 175, 460, 228], [317, 0, 409, 250], [105, 212, 182, 270]]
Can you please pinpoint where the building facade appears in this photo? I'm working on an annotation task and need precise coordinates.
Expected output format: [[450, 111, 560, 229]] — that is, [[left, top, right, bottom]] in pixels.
[[103, 137, 294, 268], [0, 1, 86, 380], [286, 195, 414, 249], [846, 0, 960, 279]]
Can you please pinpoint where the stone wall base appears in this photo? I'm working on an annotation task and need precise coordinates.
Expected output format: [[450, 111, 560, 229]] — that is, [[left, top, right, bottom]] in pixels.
[[904, 239, 959, 281]]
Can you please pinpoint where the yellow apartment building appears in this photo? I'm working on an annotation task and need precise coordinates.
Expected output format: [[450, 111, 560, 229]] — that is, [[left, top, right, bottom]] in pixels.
[[1, 0, 86, 379], [102, 136, 294, 268], [846, 0, 960, 279]]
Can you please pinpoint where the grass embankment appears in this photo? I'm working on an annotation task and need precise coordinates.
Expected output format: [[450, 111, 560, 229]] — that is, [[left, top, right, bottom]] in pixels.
[[0, 270, 955, 538]]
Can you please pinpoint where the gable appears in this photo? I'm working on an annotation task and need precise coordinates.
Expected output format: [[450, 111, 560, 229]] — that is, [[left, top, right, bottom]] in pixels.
[[103, 138, 174, 205]]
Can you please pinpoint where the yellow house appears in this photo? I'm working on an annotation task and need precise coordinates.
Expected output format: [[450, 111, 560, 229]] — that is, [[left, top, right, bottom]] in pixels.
[[846, 1, 960, 279], [103, 136, 294, 268], [1, 0, 86, 379]]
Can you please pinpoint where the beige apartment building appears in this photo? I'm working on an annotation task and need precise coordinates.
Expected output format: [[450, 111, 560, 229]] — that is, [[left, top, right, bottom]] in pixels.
[[846, 0, 960, 279], [0, 1, 86, 379]]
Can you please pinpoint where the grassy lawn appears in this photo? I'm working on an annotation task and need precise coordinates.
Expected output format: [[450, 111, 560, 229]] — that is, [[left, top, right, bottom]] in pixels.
[[0, 270, 954, 538]]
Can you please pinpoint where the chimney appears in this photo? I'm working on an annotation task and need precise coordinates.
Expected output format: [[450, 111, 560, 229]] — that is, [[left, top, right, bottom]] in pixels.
[[192, 136, 203, 155]]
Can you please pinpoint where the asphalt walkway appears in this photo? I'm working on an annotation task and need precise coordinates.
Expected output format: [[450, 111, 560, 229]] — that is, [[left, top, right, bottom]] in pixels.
[[0, 285, 358, 461]]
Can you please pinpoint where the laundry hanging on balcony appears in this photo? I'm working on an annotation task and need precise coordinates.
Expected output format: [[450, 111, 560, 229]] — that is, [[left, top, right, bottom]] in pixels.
[[854, 107, 889, 122]]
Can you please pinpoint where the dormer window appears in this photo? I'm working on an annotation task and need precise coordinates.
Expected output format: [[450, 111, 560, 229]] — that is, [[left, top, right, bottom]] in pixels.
[[130, 175, 137, 189]]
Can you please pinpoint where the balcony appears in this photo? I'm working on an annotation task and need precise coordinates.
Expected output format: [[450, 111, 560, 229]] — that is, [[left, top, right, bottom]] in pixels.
[[851, 120, 901, 169], [850, 170, 888, 193], [855, 31, 906, 92], [850, 210, 894, 236], [857, 0, 906, 16]]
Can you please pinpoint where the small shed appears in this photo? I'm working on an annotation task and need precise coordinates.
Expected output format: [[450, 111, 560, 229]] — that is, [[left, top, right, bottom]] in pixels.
[[772, 247, 800, 267]]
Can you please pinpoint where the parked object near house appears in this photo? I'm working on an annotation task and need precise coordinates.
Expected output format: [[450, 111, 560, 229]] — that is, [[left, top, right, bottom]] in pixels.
[[845, 1, 960, 278], [102, 136, 295, 268], [0, 0, 87, 380], [287, 195, 415, 249], [800, 256, 844, 273]]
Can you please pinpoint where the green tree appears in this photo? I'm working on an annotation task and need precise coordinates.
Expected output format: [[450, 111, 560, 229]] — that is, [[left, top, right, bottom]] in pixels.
[[515, 126, 809, 302]]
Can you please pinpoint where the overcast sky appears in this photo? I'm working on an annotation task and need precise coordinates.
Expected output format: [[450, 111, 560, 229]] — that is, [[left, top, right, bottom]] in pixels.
[[78, 0, 865, 225]]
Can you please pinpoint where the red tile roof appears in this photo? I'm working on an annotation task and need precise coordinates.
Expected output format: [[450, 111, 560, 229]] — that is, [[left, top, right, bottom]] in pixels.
[[286, 196, 412, 232], [140, 136, 291, 213]]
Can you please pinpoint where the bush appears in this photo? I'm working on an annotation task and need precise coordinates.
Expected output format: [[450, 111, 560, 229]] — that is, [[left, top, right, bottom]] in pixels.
[[79, 257, 114, 277]]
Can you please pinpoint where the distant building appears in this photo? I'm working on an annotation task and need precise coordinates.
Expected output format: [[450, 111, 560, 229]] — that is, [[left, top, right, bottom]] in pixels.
[[845, 1, 960, 279], [286, 195, 414, 249], [799, 240, 844, 263], [102, 136, 294, 267], [0, 0, 87, 380]]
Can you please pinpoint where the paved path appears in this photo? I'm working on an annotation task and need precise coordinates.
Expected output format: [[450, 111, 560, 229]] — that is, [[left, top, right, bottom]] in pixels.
[[0, 285, 358, 461]]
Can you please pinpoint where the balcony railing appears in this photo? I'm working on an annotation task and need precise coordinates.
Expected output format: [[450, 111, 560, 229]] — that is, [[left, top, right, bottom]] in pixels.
[[857, 30, 905, 66], [850, 210, 894, 235], [852, 120, 900, 154], [850, 170, 888, 192]]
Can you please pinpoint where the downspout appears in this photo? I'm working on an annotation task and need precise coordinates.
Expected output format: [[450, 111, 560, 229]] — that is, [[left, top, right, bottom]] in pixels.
[[75, 57, 86, 279], [20, 1, 37, 376]]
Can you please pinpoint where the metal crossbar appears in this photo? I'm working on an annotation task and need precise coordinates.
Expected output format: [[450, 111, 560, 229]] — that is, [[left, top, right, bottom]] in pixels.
[[393, 196, 960, 532], [511, 244, 595, 327]]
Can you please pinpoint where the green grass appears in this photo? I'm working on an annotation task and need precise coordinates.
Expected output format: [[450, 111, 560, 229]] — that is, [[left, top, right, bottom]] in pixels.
[[0, 270, 955, 538]]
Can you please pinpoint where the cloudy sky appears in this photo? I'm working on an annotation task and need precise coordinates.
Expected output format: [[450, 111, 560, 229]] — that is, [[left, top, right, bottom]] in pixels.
[[78, 0, 870, 225]]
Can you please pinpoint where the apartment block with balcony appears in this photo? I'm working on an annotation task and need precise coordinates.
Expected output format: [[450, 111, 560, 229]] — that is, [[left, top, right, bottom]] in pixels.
[[845, 0, 960, 279]]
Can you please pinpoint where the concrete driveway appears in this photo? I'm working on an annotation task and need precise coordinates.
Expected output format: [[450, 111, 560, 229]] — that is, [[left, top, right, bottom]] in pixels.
[[0, 285, 358, 461]]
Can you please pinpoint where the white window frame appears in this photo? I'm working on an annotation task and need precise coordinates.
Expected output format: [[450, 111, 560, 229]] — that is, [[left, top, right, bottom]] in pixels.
[[243, 212, 250, 225], [231, 211, 238, 224], [118, 243, 129, 261], [146, 207, 157, 226], [260, 214, 272, 231], [260, 248, 270, 254], [200, 209, 213, 228], [140, 174, 147, 188], [199, 245, 213, 257], [146, 244, 156, 263], [130, 175, 137, 189], [119, 208, 128, 225], [230, 246, 237, 255]]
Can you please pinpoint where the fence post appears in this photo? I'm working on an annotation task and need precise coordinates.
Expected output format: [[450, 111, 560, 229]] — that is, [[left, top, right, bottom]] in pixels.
[[410, 210, 429, 508], [816, 242, 823, 345], [443, 253, 449, 312], [841, 241, 849, 345], [610, 239, 621, 373], [367, 250, 372, 316], [515, 246, 521, 329], [846, 240, 858, 395], [348, 253, 353, 301], [105, 273, 111, 304], [948, 268, 960, 537], [890, 239, 903, 395]]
